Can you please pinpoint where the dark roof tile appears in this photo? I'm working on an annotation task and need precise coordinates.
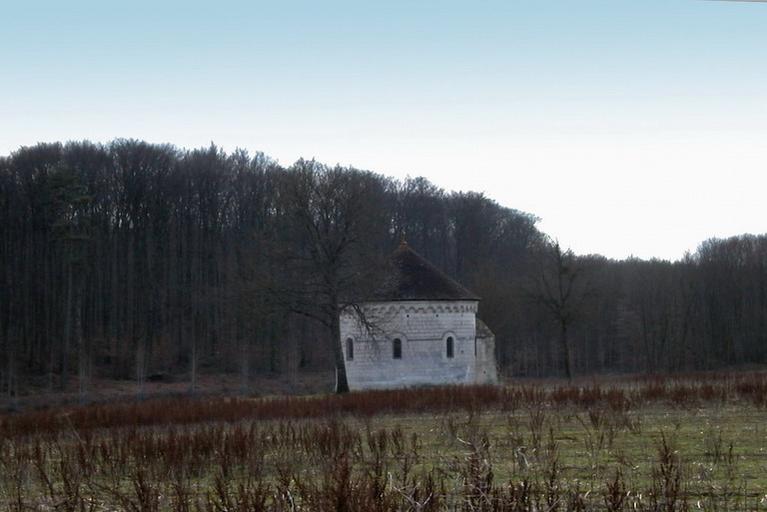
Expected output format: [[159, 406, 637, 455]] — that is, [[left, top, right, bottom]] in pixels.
[[373, 242, 480, 301]]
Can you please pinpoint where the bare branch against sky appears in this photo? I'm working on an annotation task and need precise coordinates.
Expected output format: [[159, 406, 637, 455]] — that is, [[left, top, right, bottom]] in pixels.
[[1, 1, 765, 261]]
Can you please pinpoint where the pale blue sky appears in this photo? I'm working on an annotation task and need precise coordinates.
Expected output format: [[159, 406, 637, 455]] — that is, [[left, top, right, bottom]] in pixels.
[[2, 1, 766, 260]]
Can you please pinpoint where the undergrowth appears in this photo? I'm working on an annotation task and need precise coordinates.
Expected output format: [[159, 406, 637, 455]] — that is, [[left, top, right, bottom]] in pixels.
[[0, 372, 765, 510]]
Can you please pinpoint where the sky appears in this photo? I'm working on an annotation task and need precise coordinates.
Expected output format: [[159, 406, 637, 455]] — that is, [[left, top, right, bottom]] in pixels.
[[2, 0, 766, 261]]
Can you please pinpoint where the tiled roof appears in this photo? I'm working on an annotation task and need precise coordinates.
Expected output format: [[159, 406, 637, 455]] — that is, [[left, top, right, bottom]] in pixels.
[[373, 242, 480, 301]]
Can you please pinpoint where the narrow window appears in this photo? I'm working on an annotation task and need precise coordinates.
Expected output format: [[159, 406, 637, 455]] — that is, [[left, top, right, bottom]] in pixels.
[[392, 338, 402, 359], [346, 338, 354, 361], [446, 336, 454, 359]]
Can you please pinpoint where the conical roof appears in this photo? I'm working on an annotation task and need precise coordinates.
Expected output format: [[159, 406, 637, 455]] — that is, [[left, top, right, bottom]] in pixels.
[[373, 242, 480, 302]]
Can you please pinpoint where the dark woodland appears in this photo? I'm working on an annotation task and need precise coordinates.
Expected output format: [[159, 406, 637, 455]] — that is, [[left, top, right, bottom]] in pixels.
[[1, 140, 765, 397]]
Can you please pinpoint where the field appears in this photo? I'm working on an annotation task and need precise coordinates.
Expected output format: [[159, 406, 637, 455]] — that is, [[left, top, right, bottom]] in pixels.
[[1, 373, 767, 511]]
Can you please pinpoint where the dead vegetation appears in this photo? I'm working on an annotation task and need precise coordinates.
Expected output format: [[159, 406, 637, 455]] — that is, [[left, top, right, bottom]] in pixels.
[[0, 372, 765, 510]]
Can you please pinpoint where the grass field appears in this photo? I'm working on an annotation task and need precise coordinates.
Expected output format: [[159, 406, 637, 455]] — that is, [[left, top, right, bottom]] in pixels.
[[1, 373, 766, 511]]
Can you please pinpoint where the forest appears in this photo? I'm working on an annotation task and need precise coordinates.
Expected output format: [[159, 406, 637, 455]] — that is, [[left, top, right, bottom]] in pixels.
[[1, 140, 765, 398]]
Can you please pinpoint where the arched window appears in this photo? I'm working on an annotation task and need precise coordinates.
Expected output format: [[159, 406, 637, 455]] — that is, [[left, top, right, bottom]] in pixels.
[[446, 336, 454, 359], [346, 338, 354, 361], [392, 338, 402, 359]]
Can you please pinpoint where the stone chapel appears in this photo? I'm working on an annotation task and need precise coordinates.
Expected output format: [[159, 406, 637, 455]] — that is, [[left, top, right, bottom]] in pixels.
[[339, 241, 498, 390]]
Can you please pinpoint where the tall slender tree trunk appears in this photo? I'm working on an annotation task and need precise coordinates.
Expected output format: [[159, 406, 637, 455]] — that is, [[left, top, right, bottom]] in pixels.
[[5, 324, 16, 404], [110, 235, 120, 379], [61, 253, 73, 391], [190, 328, 198, 395], [136, 339, 145, 399], [239, 334, 250, 394], [560, 320, 573, 381], [75, 283, 87, 404]]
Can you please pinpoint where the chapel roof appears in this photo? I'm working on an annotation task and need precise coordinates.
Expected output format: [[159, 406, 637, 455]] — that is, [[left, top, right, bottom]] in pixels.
[[372, 241, 480, 302]]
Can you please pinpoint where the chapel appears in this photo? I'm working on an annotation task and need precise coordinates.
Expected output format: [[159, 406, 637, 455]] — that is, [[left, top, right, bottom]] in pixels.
[[339, 241, 498, 390]]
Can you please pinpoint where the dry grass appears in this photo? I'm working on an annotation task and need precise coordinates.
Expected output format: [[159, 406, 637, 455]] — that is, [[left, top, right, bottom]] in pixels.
[[0, 372, 766, 510]]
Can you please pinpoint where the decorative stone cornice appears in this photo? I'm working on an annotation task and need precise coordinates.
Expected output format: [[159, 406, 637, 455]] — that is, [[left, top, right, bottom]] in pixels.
[[358, 301, 478, 317]]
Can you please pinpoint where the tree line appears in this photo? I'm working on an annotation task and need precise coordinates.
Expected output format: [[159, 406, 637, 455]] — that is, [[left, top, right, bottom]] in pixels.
[[0, 140, 765, 397]]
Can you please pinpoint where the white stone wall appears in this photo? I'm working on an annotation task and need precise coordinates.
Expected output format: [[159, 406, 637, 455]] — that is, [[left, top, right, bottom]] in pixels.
[[340, 300, 480, 390], [472, 322, 499, 385]]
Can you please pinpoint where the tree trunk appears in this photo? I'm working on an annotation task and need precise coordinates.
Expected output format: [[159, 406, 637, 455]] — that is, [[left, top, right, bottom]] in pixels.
[[331, 310, 349, 393], [75, 280, 87, 404], [61, 254, 73, 391], [335, 357, 350, 393], [136, 338, 145, 400], [190, 319, 198, 395], [560, 320, 573, 381], [5, 325, 16, 405]]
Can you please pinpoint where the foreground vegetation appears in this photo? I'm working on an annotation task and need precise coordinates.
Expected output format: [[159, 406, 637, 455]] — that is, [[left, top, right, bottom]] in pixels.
[[1, 373, 767, 511]]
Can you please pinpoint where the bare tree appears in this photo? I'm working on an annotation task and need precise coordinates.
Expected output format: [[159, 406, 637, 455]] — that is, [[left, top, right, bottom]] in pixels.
[[527, 241, 590, 381], [5, 139, 767, 395], [49, 166, 92, 398], [266, 160, 388, 393]]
